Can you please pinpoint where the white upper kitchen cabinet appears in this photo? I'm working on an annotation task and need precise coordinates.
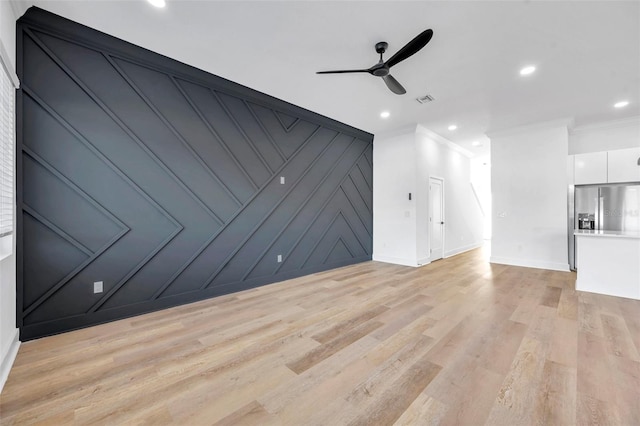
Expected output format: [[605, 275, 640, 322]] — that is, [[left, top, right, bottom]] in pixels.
[[574, 151, 607, 185], [607, 147, 640, 183]]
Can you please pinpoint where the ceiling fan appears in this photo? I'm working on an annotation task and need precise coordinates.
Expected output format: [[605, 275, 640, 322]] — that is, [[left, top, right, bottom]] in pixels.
[[316, 29, 434, 95]]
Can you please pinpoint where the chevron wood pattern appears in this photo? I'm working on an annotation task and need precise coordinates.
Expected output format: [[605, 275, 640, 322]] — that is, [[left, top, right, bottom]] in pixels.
[[16, 8, 373, 340]]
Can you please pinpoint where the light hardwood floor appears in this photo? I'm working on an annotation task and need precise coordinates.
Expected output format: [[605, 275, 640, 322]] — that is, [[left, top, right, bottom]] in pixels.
[[1, 247, 639, 425]]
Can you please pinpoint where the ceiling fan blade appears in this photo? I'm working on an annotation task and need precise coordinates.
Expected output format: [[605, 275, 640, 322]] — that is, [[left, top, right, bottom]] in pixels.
[[316, 69, 370, 74], [385, 29, 433, 69], [382, 75, 406, 95]]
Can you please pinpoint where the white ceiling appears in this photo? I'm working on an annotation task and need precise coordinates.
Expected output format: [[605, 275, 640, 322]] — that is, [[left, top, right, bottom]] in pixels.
[[13, 1, 640, 157]]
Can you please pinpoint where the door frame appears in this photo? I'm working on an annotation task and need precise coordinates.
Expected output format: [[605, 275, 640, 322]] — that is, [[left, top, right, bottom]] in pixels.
[[428, 175, 446, 262], [429, 176, 445, 261]]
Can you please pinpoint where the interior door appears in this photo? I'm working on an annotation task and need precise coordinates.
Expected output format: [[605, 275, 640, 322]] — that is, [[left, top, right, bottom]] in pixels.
[[430, 177, 444, 261]]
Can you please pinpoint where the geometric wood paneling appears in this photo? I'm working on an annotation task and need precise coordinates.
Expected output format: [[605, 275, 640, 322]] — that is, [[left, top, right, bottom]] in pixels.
[[17, 7, 373, 340]]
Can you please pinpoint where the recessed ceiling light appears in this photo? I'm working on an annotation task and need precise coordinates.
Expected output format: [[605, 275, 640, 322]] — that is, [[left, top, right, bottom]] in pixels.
[[380, 111, 390, 119], [147, 0, 166, 8], [520, 65, 536, 76], [614, 100, 629, 108], [472, 141, 482, 147], [448, 124, 457, 131]]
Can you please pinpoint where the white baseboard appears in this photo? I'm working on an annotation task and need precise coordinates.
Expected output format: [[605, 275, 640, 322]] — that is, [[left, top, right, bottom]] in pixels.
[[416, 257, 430, 266], [0, 329, 20, 394], [372, 254, 421, 267], [445, 242, 484, 258], [490, 256, 570, 272]]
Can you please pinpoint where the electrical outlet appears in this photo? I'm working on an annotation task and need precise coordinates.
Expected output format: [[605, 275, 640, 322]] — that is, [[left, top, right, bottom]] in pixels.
[[93, 281, 103, 293], [280, 176, 285, 184], [277, 254, 282, 263]]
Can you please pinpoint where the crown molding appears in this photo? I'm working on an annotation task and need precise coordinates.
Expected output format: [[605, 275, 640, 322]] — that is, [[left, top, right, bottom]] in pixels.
[[570, 116, 640, 134], [486, 118, 573, 139], [373, 123, 419, 141], [416, 124, 474, 158], [373, 123, 475, 158]]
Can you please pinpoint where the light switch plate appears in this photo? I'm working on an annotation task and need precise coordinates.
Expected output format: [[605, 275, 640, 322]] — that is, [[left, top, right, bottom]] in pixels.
[[280, 176, 285, 184], [93, 281, 103, 293]]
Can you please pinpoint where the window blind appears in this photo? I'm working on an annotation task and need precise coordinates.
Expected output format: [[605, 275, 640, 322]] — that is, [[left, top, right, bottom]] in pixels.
[[0, 42, 17, 238]]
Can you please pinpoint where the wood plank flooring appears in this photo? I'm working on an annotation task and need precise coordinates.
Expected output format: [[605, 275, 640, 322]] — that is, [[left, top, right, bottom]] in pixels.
[[1, 247, 639, 425]]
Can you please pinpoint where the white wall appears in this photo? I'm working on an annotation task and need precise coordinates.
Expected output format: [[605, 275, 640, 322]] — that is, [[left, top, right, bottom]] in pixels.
[[373, 124, 484, 267], [490, 122, 570, 271], [470, 155, 492, 239], [569, 117, 640, 155], [0, 0, 19, 395], [414, 126, 484, 260], [372, 129, 418, 266]]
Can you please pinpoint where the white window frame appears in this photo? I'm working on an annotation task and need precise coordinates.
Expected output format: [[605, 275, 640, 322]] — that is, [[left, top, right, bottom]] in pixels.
[[0, 39, 19, 260]]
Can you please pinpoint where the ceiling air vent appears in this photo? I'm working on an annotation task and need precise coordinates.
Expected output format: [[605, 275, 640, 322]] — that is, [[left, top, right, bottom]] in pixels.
[[416, 94, 435, 104]]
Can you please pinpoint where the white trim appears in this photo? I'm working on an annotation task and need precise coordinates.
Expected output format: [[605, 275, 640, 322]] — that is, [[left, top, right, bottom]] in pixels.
[[490, 256, 570, 272], [429, 176, 445, 262], [0, 40, 19, 89], [470, 182, 485, 217], [0, 44, 16, 239], [0, 329, 20, 394], [416, 124, 474, 158], [374, 123, 475, 158], [372, 254, 422, 267], [445, 242, 483, 258], [416, 257, 430, 266], [570, 116, 640, 134], [373, 123, 418, 141], [486, 118, 573, 139]]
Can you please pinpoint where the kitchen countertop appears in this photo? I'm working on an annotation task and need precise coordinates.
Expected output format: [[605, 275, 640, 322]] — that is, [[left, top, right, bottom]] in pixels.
[[574, 229, 640, 239]]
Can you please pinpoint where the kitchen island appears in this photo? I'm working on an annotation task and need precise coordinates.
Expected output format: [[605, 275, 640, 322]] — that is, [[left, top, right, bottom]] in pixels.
[[574, 230, 640, 300]]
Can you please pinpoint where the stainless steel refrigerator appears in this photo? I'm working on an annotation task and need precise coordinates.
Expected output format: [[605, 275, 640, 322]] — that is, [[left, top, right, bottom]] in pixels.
[[569, 183, 640, 270]]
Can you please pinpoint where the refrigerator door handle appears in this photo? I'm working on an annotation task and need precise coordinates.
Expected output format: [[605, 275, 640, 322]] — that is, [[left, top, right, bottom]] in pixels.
[[599, 196, 604, 230]]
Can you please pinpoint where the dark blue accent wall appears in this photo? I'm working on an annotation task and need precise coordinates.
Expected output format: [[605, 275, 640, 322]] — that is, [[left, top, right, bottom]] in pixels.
[[17, 7, 373, 340]]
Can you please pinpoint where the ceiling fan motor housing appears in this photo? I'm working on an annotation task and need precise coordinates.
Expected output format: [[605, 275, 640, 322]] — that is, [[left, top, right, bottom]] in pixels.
[[375, 42, 388, 54], [371, 64, 390, 77]]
